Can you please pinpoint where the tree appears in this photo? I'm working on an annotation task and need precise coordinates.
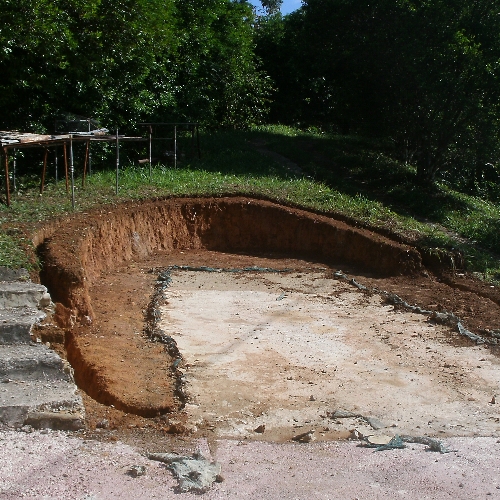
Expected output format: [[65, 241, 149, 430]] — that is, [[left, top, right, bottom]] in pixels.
[[260, 0, 283, 15], [265, 0, 500, 184], [0, 0, 270, 131], [172, 0, 271, 127]]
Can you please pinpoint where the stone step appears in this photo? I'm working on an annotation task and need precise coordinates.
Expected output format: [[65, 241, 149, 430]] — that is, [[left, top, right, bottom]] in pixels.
[[0, 282, 49, 310], [0, 273, 84, 431], [0, 308, 46, 345], [0, 344, 73, 381], [0, 267, 29, 282], [0, 345, 84, 430]]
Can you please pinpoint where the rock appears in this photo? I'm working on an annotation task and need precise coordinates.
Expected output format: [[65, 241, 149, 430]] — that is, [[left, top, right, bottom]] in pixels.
[[365, 416, 386, 430], [330, 409, 358, 419], [491, 396, 496, 404], [39, 292, 52, 308], [81, 315, 92, 326], [254, 424, 266, 433], [127, 465, 146, 477], [96, 419, 109, 429], [167, 420, 186, 434], [147, 451, 221, 493], [366, 435, 393, 446], [292, 429, 315, 443], [372, 435, 406, 451], [349, 428, 365, 440]]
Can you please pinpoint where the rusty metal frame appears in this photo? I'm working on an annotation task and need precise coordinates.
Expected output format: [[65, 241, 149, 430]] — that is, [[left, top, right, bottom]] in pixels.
[[1, 133, 146, 207]]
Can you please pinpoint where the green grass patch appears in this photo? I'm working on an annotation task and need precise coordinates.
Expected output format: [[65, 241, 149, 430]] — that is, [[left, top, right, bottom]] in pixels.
[[1, 126, 499, 279]]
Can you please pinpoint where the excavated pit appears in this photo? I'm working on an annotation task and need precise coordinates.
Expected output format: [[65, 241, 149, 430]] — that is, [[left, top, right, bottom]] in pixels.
[[33, 196, 500, 440]]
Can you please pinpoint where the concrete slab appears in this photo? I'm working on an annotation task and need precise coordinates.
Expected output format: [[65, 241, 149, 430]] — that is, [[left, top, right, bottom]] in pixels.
[[1, 433, 500, 499], [0, 377, 84, 430], [0, 282, 47, 309], [0, 344, 84, 430], [0, 308, 46, 344], [160, 269, 500, 440], [0, 266, 29, 282], [0, 344, 73, 381]]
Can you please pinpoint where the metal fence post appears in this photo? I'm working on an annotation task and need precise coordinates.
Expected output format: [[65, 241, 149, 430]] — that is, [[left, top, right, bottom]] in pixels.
[[115, 129, 119, 195], [70, 134, 75, 209]]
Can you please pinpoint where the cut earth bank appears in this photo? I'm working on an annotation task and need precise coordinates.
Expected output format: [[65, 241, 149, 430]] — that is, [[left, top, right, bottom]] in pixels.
[[29, 196, 500, 447]]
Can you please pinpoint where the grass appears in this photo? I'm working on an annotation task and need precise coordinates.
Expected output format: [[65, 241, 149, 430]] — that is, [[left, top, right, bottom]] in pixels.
[[1, 126, 500, 282]]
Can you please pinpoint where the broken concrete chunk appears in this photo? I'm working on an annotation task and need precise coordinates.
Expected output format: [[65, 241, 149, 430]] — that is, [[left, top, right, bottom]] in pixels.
[[348, 428, 365, 440], [147, 451, 222, 493], [127, 465, 146, 477], [400, 435, 456, 453], [366, 435, 393, 446], [292, 429, 316, 443], [365, 416, 386, 430], [39, 292, 52, 308], [330, 409, 359, 419], [373, 435, 406, 451]]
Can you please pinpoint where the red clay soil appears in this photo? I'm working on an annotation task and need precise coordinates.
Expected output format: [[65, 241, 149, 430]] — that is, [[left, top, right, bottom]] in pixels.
[[31, 196, 500, 427]]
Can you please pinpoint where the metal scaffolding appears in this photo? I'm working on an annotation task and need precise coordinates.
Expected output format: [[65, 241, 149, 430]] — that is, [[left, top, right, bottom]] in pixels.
[[1, 122, 200, 208]]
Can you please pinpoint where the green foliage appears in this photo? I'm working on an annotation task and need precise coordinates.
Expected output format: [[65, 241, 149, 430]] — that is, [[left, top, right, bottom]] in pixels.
[[260, 0, 283, 15], [0, 0, 270, 131], [172, 0, 271, 127], [1, 127, 500, 279], [0, 234, 32, 269], [246, 125, 500, 273], [260, 0, 500, 187]]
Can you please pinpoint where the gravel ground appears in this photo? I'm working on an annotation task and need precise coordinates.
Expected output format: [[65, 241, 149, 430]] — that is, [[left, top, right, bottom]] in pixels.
[[2, 429, 500, 499]]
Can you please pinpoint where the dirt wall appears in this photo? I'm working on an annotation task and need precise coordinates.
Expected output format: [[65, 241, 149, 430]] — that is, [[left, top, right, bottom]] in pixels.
[[35, 196, 422, 325]]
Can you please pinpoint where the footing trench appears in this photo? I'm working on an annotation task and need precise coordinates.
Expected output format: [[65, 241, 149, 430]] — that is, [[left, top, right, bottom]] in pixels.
[[31, 196, 500, 439]]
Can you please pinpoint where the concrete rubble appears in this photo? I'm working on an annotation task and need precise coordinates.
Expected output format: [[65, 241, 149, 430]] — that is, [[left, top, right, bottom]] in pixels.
[[0, 267, 84, 430], [147, 450, 223, 493]]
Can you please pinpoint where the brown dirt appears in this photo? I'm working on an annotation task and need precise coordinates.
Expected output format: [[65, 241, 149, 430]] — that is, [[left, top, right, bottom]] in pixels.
[[31, 196, 500, 443]]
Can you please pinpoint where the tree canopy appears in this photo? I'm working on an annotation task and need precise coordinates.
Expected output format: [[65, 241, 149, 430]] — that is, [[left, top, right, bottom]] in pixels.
[[0, 0, 270, 131], [2, 0, 500, 190], [258, 0, 500, 184]]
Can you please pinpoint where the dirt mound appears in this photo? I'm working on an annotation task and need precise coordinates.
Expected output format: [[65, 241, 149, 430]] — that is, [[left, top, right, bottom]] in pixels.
[[32, 196, 500, 431]]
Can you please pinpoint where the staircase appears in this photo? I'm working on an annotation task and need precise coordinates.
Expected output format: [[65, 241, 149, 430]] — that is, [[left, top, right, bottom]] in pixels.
[[0, 268, 85, 430]]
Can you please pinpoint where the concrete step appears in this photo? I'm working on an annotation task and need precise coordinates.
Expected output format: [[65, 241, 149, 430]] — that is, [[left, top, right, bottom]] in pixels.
[[0, 307, 46, 345], [0, 344, 85, 430], [0, 282, 49, 309], [0, 344, 73, 381], [0, 273, 85, 431], [0, 266, 29, 282]]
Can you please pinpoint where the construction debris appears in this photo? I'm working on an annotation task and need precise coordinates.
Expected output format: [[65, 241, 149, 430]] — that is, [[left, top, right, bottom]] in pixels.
[[361, 433, 455, 453], [127, 465, 147, 477], [292, 429, 316, 443], [328, 409, 387, 430], [146, 451, 222, 493], [334, 269, 492, 345]]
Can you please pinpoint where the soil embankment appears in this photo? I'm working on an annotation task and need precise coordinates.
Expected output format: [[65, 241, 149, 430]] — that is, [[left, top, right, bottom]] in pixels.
[[32, 196, 500, 427]]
